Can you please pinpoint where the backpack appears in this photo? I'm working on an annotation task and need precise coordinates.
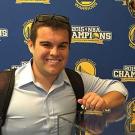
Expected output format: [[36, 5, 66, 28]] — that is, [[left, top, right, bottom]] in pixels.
[[0, 68, 84, 133], [0, 69, 15, 134]]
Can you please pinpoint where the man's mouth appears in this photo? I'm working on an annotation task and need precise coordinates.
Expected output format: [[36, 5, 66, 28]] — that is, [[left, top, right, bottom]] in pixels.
[[46, 58, 61, 64]]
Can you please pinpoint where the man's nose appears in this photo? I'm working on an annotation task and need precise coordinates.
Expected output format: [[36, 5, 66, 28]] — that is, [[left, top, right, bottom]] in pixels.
[[50, 47, 59, 56]]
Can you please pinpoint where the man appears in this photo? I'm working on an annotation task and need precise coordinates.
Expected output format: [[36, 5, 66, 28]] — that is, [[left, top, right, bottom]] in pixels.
[[2, 14, 128, 135]]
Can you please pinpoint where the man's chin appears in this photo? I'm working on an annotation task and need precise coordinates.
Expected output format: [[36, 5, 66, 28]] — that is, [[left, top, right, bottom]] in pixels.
[[48, 69, 63, 75]]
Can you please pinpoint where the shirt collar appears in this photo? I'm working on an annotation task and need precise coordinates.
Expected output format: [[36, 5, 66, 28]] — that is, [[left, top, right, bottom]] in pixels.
[[15, 60, 35, 88], [59, 70, 71, 86], [15, 60, 71, 88]]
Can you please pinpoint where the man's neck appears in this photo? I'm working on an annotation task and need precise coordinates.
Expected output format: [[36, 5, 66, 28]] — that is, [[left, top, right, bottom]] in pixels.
[[32, 68, 58, 91]]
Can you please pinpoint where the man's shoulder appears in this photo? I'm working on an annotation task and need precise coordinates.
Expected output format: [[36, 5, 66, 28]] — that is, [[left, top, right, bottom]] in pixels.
[[15, 61, 31, 75], [65, 68, 93, 80]]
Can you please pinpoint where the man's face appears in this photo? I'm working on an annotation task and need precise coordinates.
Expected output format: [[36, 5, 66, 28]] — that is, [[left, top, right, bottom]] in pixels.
[[28, 26, 70, 77]]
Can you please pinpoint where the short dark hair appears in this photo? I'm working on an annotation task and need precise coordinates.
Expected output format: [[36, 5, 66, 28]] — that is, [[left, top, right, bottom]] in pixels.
[[30, 14, 72, 44]]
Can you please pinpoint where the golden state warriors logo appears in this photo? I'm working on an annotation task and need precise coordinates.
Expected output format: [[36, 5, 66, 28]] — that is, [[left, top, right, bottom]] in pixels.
[[16, 0, 50, 4], [10, 61, 28, 69], [129, 25, 135, 49], [116, 0, 127, 5], [126, 0, 135, 18], [75, 59, 96, 75], [115, 0, 135, 17], [125, 98, 135, 133], [75, 0, 97, 10], [23, 19, 33, 44]]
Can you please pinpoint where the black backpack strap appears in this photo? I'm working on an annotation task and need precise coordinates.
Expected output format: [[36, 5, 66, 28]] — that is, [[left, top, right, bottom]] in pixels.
[[65, 68, 84, 111], [0, 69, 15, 129], [65, 68, 84, 134]]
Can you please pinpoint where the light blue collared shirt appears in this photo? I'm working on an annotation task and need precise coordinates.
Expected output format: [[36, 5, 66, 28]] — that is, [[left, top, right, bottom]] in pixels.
[[2, 61, 128, 135]]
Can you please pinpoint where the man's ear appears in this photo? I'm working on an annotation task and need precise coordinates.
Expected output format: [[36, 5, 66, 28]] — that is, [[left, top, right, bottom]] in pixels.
[[27, 39, 34, 54]]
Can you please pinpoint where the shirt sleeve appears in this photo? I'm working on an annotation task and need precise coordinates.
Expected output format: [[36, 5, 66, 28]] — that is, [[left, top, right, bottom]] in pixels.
[[78, 72, 128, 99]]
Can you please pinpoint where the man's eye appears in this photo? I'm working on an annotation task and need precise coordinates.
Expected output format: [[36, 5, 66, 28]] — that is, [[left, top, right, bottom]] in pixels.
[[59, 44, 68, 49], [43, 44, 50, 47], [41, 44, 52, 48]]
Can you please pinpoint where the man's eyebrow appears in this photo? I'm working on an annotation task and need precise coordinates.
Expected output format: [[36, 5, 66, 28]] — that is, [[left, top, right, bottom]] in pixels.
[[39, 41, 69, 44], [59, 41, 69, 44], [39, 41, 51, 44]]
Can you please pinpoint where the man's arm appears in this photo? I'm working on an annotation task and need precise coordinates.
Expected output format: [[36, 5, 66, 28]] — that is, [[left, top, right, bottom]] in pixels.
[[78, 91, 126, 110], [102, 91, 126, 109], [78, 72, 128, 110]]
